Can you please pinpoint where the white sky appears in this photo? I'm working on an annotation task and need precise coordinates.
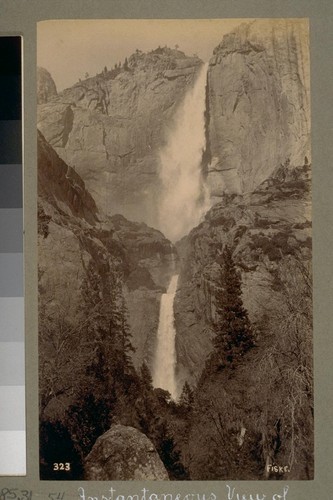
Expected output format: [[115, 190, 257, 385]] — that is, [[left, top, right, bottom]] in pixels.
[[37, 19, 252, 91]]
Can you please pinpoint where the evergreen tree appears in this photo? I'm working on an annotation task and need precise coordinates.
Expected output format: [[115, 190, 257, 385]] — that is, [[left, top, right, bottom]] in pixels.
[[140, 362, 153, 393], [79, 261, 135, 394], [155, 421, 189, 480], [135, 363, 158, 437], [63, 260, 137, 458], [124, 57, 129, 70], [213, 245, 254, 369], [179, 381, 194, 410], [118, 296, 135, 372]]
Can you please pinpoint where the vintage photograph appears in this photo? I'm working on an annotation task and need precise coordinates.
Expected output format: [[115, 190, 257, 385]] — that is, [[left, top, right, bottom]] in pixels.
[[37, 18, 312, 481]]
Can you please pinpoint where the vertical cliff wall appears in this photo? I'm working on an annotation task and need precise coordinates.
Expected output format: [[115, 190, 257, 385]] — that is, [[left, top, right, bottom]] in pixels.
[[206, 19, 310, 199], [174, 163, 312, 387], [38, 132, 177, 377], [38, 49, 202, 229], [174, 19, 311, 386], [38, 20, 311, 388]]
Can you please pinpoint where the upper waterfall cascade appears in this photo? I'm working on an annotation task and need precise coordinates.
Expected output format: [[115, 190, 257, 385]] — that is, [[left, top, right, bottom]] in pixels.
[[152, 275, 179, 399], [158, 63, 210, 243]]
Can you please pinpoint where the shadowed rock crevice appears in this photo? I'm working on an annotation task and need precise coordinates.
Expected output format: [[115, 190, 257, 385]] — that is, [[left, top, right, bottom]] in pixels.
[[62, 106, 74, 147]]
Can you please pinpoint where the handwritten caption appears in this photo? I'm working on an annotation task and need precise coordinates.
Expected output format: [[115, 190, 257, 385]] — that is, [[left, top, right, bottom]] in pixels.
[[226, 485, 289, 500], [0, 484, 290, 500], [77, 485, 289, 500]]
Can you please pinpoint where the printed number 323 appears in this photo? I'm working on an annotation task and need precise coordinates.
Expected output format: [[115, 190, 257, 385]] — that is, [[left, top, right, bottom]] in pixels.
[[53, 463, 71, 471]]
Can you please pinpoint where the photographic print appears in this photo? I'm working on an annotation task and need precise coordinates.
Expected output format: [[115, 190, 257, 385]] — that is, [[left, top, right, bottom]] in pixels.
[[37, 19, 312, 481]]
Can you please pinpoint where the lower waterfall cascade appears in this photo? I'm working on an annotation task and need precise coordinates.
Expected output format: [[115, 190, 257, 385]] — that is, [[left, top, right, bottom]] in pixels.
[[152, 275, 179, 399]]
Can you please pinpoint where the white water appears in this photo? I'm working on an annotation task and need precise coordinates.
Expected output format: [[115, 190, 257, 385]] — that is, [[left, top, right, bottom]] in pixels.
[[153, 275, 179, 399], [158, 63, 211, 242], [153, 65, 211, 398]]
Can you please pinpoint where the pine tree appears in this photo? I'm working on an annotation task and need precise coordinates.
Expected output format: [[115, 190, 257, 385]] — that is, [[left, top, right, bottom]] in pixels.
[[80, 260, 135, 386], [155, 421, 189, 480], [179, 381, 194, 410], [64, 260, 137, 454], [108, 293, 135, 379], [135, 362, 158, 436], [140, 362, 153, 393], [213, 245, 254, 369]]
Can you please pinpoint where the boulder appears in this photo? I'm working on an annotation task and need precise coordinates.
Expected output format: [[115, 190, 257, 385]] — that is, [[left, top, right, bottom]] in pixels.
[[84, 425, 169, 480]]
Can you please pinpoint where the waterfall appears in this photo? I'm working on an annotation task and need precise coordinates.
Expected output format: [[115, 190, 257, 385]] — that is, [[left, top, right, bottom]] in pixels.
[[153, 63, 210, 398], [153, 275, 179, 399], [158, 63, 210, 242]]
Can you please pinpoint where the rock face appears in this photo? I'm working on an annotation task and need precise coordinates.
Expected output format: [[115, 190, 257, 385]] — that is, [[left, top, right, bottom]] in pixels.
[[37, 21, 310, 230], [37, 49, 202, 227], [38, 130, 98, 225], [109, 214, 176, 366], [174, 162, 311, 387], [38, 20, 311, 393], [38, 132, 176, 378], [206, 19, 310, 199], [84, 425, 169, 480], [37, 67, 57, 104]]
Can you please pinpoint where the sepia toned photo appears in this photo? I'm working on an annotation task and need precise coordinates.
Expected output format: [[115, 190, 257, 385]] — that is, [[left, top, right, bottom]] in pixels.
[[37, 18, 312, 481]]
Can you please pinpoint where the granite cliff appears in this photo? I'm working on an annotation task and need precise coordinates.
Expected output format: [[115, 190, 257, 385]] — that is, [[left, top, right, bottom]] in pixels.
[[174, 161, 311, 387], [38, 131, 176, 385], [38, 20, 312, 480], [38, 18, 311, 391], [37, 21, 310, 231], [37, 48, 202, 228], [205, 19, 310, 199]]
